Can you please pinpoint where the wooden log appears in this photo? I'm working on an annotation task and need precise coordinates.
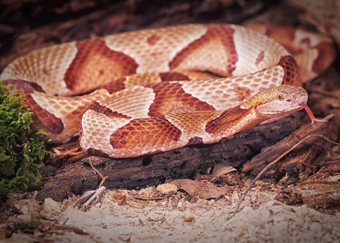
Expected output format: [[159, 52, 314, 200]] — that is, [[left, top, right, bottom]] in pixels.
[[242, 114, 335, 178], [36, 114, 301, 201], [275, 158, 340, 213]]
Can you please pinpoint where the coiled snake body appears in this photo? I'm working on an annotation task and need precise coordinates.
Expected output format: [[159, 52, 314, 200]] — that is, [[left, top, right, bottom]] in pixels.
[[0, 24, 336, 158]]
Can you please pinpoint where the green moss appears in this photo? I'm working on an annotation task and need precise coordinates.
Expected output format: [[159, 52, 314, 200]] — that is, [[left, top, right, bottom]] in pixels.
[[14, 217, 42, 230], [0, 80, 49, 198]]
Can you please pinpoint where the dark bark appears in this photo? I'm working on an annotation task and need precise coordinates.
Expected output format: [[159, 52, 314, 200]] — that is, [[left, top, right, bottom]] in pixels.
[[36, 114, 300, 201], [276, 159, 340, 214]]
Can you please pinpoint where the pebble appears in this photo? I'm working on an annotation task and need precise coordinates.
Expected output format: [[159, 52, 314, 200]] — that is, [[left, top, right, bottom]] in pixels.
[[43, 198, 60, 211]]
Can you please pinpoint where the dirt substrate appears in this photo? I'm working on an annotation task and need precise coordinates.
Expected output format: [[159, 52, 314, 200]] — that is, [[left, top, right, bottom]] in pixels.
[[2, 178, 339, 243]]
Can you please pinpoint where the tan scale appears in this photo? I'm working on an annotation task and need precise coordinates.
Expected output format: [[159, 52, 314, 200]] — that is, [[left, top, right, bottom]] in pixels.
[[293, 29, 332, 49], [178, 71, 219, 80], [80, 109, 133, 156], [246, 24, 336, 82], [180, 65, 284, 110], [31, 89, 109, 142], [97, 86, 155, 118], [121, 71, 218, 89], [0, 42, 78, 96], [123, 73, 163, 88], [169, 29, 232, 76], [230, 25, 289, 77], [294, 49, 319, 82], [164, 111, 225, 143], [105, 25, 208, 73]]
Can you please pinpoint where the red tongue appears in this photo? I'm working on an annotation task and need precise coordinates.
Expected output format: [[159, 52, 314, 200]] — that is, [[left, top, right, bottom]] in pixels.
[[299, 102, 315, 124], [299, 102, 328, 124]]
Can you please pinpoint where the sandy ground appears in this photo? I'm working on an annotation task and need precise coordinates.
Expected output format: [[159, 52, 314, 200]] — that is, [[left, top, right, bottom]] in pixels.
[[3, 180, 339, 243]]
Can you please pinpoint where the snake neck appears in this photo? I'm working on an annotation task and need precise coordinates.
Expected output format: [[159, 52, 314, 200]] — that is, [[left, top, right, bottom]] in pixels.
[[206, 85, 308, 138], [205, 105, 264, 138]]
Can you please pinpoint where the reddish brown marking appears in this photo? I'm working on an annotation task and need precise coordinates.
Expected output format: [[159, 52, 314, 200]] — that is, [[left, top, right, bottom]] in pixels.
[[100, 77, 126, 93], [169, 24, 237, 75], [277, 55, 301, 86], [187, 136, 204, 145], [147, 82, 215, 117], [42, 67, 50, 75], [312, 42, 337, 74], [86, 148, 109, 157], [265, 26, 295, 40], [24, 93, 64, 134], [265, 27, 296, 52], [300, 37, 311, 48], [110, 117, 182, 149], [255, 51, 265, 65], [205, 106, 250, 134], [30, 82, 45, 92], [147, 34, 161, 45], [234, 86, 251, 101], [88, 102, 131, 118], [159, 72, 190, 81], [3, 79, 44, 93], [64, 38, 138, 90]]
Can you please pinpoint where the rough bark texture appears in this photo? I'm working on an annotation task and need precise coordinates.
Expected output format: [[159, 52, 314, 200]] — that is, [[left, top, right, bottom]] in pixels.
[[276, 158, 340, 214], [37, 114, 300, 201], [242, 114, 336, 177]]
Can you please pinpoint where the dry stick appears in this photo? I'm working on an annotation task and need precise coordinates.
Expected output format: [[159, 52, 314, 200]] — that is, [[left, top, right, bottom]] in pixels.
[[230, 134, 339, 214], [73, 158, 109, 208], [88, 157, 108, 188]]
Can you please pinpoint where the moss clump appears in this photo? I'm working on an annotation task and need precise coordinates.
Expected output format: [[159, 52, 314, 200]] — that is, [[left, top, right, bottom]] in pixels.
[[0, 80, 48, 198]]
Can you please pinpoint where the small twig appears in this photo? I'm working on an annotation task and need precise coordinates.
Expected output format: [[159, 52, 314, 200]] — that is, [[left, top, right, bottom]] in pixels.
[[73, 186, 107, 208], [235, 171, 243, 187], [53, 145, 80, 156], [73, 157, 109, 208], [66, 152, 87, 164], [69, 151, 84, 156], [88, 158, 103, 178], [230, 133, 339, 214], [53, 141, 81, 150], [298, 150, 317, 170], [87, 158, 108, 188]]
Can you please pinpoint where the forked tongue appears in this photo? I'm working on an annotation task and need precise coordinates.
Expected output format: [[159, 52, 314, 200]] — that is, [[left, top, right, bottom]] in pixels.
[[299, 102, 328, 124]]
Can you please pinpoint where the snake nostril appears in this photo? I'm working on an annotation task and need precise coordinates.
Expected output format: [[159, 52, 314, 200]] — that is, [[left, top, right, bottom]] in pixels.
[[286, 99, 291, 102]]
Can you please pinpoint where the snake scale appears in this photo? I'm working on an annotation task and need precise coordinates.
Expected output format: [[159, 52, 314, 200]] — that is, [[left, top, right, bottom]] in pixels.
[[0, 24, 336, 158]]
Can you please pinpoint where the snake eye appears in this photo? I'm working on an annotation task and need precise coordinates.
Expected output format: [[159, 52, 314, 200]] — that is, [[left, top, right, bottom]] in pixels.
[[278, 94, 282, 100]]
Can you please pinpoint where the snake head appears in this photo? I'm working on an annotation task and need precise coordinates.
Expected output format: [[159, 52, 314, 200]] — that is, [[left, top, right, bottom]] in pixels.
[[241, 84, 308, 118]]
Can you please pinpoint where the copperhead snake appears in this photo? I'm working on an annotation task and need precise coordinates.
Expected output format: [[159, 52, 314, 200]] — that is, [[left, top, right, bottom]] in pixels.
[[0, 24, 336, 158]]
